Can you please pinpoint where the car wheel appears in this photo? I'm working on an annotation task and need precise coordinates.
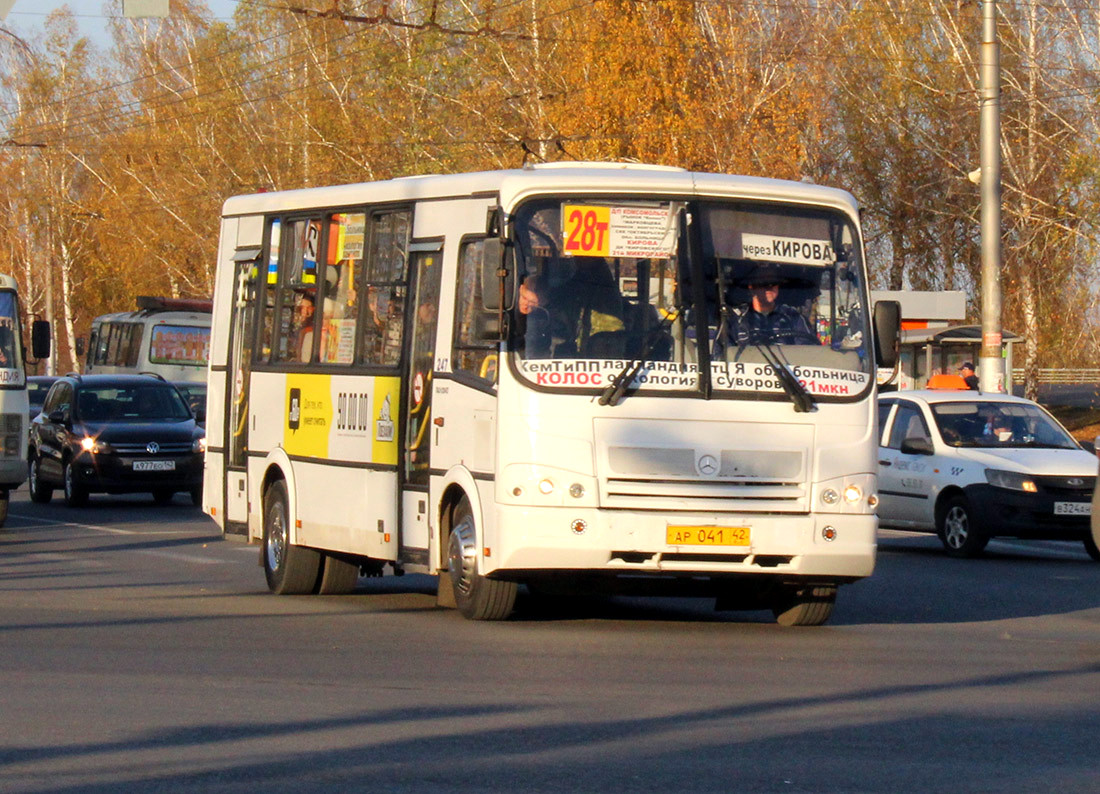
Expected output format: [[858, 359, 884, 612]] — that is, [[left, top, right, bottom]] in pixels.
[[28, 456, 53, 504], [771, 584, 837, 627], [937, 495, 988, 558], [1084, 532, 1100, 562], [152, 489, 175, 506], [314, 554, 360, 594], [63, 459, 89, 507], [448, 497, 517, 620], [262, 479, 320, 595]]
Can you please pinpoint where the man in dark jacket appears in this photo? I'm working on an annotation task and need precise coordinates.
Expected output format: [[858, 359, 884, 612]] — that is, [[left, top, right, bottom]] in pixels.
[[959, 361, 980, 390], [719, 263, 817, 351]]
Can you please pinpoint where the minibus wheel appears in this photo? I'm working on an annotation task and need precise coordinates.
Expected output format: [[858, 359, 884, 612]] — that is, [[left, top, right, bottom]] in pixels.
[[771, 584, 837, 627], [448, 497, 516, 620], [262, 479, 320, 594], [315, 553, 360, 594]]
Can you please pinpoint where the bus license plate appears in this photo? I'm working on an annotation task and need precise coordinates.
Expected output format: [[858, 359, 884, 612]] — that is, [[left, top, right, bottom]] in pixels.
[[1054, 501, 1091, 516], [666, 525, 751, 547], [134, 460, 175, 472]]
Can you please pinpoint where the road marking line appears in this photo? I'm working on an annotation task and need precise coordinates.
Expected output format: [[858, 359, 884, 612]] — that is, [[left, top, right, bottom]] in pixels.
[[9, 512, 139, 534]]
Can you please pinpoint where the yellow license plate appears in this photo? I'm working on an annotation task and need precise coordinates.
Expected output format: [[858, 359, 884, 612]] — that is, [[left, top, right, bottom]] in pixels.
[[666, 525, 751, 547]]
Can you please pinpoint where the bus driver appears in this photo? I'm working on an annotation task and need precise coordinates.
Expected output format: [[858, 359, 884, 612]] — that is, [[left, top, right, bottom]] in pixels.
[[719, 263, 817, 351]]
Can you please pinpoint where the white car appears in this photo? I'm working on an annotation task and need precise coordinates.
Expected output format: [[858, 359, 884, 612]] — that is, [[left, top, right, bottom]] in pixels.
[[876, 389, 1099, 560]]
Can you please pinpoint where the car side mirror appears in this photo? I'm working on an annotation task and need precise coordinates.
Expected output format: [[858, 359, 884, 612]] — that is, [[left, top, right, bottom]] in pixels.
[[873, 300, 900, 368], [479, 239, 514, 312], [900, 437, 934, 456], [48, 409, 67, 425]]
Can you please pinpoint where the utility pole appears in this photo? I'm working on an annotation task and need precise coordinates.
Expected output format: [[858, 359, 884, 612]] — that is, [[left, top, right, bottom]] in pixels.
[[979, 0, 1005, 392]]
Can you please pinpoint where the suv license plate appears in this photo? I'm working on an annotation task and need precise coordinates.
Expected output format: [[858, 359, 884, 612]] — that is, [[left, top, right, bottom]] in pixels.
[[134, 460, 175, 472], [1054, 501, 1091, 516], [667, 525, 751, 546]]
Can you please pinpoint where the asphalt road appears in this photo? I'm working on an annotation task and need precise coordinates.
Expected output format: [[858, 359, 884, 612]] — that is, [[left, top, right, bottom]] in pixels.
[[1, 489, 1097, 793]]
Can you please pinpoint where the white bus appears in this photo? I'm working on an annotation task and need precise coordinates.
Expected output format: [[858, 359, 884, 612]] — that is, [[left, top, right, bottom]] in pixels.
[[0, 274, 50, 525], [84, 297, 212, 383], [203, 163, 899, 625]]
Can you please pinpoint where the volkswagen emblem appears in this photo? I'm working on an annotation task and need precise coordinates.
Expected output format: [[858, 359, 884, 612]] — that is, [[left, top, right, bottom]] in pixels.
[[1067, 478, 1084, 486], [146, 442, 160, 454], [697, 454, 719, 476]]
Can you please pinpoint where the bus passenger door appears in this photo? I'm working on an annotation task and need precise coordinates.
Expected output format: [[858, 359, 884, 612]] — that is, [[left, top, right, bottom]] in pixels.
[[225, 257, 257, 530], [400, 246, 442, 561]]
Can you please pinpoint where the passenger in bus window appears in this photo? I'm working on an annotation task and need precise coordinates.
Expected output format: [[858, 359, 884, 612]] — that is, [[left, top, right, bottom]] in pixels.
[[718, 263, 817, 352], [292, 292, 315, 362], [517, 274, 563, 359], [0, 324, 14, 367]]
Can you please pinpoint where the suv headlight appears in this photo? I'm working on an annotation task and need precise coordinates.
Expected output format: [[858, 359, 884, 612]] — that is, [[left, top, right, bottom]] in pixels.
[[79, 436, 112, 454], [985, 468, 1038, 493], [193, 437, 207, 454]]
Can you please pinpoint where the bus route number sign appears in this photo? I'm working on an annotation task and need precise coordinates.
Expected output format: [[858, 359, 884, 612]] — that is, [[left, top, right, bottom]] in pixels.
[[563, 205, 611, 256]]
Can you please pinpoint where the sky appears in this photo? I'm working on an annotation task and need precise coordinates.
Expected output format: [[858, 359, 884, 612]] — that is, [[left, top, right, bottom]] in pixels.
[[3, 0, 238, 49]]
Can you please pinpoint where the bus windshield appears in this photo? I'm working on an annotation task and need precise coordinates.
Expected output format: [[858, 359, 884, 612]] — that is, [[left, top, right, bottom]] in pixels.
[[509, 198, 872, 401]]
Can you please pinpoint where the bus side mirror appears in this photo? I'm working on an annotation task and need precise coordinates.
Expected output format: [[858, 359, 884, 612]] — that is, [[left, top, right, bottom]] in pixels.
[[473, 311, 504, 341], [31, 320, 51, 361], [873, 300, 900, 369], [479, 239, 514, 312], [75, 336, 85, 357]]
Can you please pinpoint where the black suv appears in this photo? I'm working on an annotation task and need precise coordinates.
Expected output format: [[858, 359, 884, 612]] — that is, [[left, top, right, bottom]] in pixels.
[[28, 374, 205, 507]]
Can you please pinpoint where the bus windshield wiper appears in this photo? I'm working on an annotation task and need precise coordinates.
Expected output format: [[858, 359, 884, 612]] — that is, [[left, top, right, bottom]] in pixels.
[[599, 311, 680, 407], [753, 338, 813, 413]]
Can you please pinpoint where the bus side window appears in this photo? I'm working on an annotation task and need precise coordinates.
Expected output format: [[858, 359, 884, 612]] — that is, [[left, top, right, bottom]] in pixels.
[[274, 219, 322, 364], [319, 212, 364, 365], [452, 239, 496, 384], [357, 211, 410, 368]]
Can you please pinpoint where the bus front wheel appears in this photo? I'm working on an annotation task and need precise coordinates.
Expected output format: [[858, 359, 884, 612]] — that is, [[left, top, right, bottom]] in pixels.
[[771, 583, 837, 627], [448, 498, 516, 621], [262, 479, 320, 595]]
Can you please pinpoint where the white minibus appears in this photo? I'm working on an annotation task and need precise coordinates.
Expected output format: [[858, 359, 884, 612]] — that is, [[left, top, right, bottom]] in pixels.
[[203, 163, 899, 625], [84, 297, 211, 383]]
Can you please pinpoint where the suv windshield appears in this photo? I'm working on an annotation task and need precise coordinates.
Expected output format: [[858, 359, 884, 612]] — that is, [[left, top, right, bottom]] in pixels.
[[931, 402, 1078, 449], [76, 385, 191, 422], [509, 198, 871, 401]]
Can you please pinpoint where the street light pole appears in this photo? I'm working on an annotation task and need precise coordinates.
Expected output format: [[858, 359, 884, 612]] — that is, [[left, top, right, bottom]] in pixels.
[[979, 0, 1005, 392]]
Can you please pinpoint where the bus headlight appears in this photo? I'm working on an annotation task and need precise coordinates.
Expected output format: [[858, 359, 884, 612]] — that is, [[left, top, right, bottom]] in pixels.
[[843, 484, 863, 504], [821, 488, 840, 506], [538, 478, 555, 495]]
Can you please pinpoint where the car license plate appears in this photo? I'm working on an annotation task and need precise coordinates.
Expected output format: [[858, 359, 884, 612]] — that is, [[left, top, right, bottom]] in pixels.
[[133, 460, 175, 472], [667, 525, 751, 546], [1054, 501, 1091, 516]]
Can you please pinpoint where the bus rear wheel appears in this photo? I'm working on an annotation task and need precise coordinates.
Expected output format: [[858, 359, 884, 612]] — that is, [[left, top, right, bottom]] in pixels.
[[448, 498, 516, 621], [315, 554, 360, 594], [771, 584, 837, 627], [263, 479, 320, 595]]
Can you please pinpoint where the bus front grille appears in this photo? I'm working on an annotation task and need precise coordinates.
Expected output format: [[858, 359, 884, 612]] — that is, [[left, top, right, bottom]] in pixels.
[[602, 477, 807, 512]]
